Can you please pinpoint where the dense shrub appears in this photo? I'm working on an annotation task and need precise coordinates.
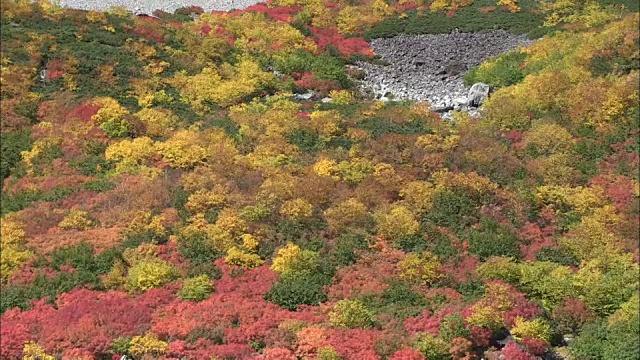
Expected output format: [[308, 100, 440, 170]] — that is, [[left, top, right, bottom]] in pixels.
[[423, 189, 481, 232], [264, 272, 329, 310], [464, 50, 527, 88], [465, 217, 521, 261], [70, 155, 113, 176], [571, 316, 640, 360], [83, 178, 116, 192], [414, 333, 449, 360], [1, 187, 77, 216], [179, 275, 214, 301], [178, 231, 223, 265], [361, 281, 429, 320], [365, 0, 551, 40], [535, 246, 579, 266], [439, 314, 472, 342], [124, 259, 179, 292], [0, 129, 31, 183], [329, 299, 376, 329], [330, 233, 369, 266]]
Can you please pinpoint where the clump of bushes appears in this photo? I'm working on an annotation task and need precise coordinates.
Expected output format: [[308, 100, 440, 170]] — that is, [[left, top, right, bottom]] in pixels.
[[179, 275, 214, 301], [124, 258, 179, 292], [329, 299, 376, 329]]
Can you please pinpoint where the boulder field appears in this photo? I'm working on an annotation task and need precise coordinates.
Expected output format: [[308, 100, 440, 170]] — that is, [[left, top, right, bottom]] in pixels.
[[355, 30, 533, 116]]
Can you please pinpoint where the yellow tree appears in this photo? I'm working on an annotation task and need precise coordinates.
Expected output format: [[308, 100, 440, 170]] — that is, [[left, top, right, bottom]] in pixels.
[[135, 107, 177, 138], [397, 251, 442, 286], [155, 128, 208, 169], [225, 234, 264, 268], [541, 0, 620, 29], [0, 218, 33, 281], [375, 205, 420, 242], [105, 136, 159, 177], [271, 242, 319, 276], [280, 198, 315, 221], [206, 208, 247, 252], [169, 57, 276, 110], [309, 110, 344, 143], [324, 198, 372, 234]]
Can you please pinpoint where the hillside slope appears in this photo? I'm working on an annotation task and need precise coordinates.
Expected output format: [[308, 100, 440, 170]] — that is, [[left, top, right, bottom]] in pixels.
[[1, 1, 638, 359]]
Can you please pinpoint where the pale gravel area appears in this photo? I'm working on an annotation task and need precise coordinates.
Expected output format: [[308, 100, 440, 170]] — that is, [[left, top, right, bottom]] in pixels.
[[56, 0, 263, 14]]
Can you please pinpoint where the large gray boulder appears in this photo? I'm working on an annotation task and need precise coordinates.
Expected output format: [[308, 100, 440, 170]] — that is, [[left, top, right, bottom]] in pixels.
[[453, 96, 469, 111], [467, 82, 491, 107]]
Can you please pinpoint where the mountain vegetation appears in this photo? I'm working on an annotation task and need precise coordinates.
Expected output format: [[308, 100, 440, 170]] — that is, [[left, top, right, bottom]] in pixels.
[[0, 0, 638, 359]]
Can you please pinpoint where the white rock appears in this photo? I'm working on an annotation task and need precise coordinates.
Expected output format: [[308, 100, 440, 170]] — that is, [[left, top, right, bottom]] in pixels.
[[453, 96, 468, 106], [294, 92, 314, 100]]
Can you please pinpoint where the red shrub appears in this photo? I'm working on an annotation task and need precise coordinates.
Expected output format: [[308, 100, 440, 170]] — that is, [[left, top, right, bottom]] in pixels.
[[201, 24, 212, 35], [325, 248, 402, 302], [1, 322, 34, 359], [231, 2, 301, 22], [552, 298, 596, 335], [440, 255, 480, 284], [396, 2, 418, 11], [519, 221, 557, 261], [62, 347, 98, 360], [258, 347, 297, 360], [167, 340, 187, 358], [504, 301, 542, 328], [153, 263, 322, 346], [294, 327, 330, 358], [1, 289, 169, 357], [590, 175, 637, 212], [46, 59, 65, 80], [449, 337, 476, 360], [503, 129, 524, 144], [404, 308, 456, 336], [326, 328, 381, 360], [500, 341, 536, 360], [521, 337, 548, 356], [37, 290, 156, 354], [310, 27, 375, 58], [209, 343, 256, 359], [295, 72, 340, 96], [133, 18, 166, 43], [468, 326, 492, 348], [390, 349, 425, 360]]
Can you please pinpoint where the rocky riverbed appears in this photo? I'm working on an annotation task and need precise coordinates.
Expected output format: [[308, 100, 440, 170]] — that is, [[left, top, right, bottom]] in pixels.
[[355, 30, 533, 113]]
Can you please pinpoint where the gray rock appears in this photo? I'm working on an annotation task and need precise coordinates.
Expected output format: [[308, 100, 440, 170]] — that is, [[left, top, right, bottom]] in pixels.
[[320, 97, 333, 103], [453, 96, 468, 111], [563, 335, 574, 347], [294, 92, 314, 101], [467, 82, 491, 107]]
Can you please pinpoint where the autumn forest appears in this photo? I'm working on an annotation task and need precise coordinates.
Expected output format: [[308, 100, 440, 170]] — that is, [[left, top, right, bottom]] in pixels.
[[0, 0, 638, 359]]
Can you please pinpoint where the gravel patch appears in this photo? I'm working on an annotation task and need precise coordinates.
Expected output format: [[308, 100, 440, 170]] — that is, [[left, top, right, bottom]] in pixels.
[[57, 0, 262, 14], [355, 30, 533, 111]]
